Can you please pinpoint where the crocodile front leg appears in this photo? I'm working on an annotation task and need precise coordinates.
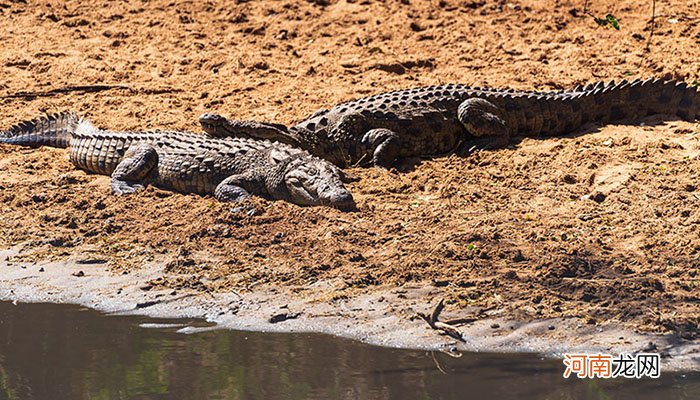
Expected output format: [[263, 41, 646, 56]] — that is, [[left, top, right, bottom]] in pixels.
[[111, 144, 158, 195], [214, 172, 264, 202], [361, 128, 401, 168], [457, 98, 511, 148]]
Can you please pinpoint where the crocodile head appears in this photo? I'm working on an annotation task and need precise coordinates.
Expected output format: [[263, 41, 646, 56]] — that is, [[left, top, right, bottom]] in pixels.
[[280, 156, 357, 211], [198, 113, 229, 137]]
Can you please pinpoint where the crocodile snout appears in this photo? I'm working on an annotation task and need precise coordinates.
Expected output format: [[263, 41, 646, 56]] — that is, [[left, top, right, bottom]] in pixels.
[[324, 188, 356, 211], [198, 113, 227, 135]]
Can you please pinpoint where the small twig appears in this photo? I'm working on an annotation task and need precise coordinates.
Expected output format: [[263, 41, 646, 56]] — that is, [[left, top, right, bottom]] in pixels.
[[2, 85, 183, 99], [443, 317, 478, 326], [417, 299, 466, 342], [646, 0, 656, 52], [2, 84, 129, 99]]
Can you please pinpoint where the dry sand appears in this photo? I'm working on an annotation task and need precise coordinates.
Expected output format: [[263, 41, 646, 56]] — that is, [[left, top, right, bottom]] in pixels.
[[0, 0, 699, 369]]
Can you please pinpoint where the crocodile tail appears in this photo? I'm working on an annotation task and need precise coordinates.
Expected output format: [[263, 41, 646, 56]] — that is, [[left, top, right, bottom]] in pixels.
[[0, 111, 79, 148], [586, 78, 700, 123]]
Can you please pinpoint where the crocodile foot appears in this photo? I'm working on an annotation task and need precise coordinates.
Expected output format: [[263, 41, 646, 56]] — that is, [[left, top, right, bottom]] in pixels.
[[111, 180, 145, 195], [361, 128, 401, 168], [457, 98, 510, 147]]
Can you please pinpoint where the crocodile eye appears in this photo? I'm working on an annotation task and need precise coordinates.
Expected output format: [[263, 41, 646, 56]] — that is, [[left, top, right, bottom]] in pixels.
[[288, 177, 303, 187]]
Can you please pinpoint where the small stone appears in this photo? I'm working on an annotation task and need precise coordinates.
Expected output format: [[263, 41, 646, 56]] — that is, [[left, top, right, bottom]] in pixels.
[[503, 270, 518, 280], [72, 270, 85, 277], [48, 238, 64, 247], [275, 30, 288, 40], [512, 250, 526, 262], [272, 232, 285, 244], [684, 184, 696, 192], [409, 22, 425, 32], [548, 325, 555, 330], [490, 323, 500, 329], [562, 174, 577, 184], [340, 60, 359, 69], [252, 250, 265, 258], [252, 61, 269, 70], [269, 312, 301, 323], [578, 213, 594, 221], [642, 342, 658, 352], [39, 267, 45, 272], [349, 253, 366, 262], [591, 192, 606, 203]]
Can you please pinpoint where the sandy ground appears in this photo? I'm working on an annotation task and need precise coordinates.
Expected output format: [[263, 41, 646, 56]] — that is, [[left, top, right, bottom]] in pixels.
[[0, 0, 699, 368]]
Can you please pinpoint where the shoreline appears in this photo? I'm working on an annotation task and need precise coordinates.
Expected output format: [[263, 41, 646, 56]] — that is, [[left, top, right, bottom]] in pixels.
[[1, 247, 697, 372]]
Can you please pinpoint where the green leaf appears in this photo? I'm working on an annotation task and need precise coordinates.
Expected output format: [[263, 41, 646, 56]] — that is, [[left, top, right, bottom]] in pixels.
[[605, 14, 620, 30]]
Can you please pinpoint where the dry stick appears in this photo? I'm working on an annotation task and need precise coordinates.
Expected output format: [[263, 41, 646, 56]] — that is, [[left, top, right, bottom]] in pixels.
[[417, 299, 466, 342], [581, 1, 602, 26], [2, 84, 129, 99], [2, 84, 183, 99], [646, 0, 656, 52]]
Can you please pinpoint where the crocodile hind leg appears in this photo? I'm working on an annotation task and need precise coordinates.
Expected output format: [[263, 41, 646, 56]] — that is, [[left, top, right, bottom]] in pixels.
[[457, 98, 511, 149], [111, 144, 158, 195], [214, 173, 262, 202], [361, 128, 401, 168]]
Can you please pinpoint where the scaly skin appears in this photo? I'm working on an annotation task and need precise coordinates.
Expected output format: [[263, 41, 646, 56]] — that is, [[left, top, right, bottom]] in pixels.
[[201, 78, 700, 167], [1, 112, 356, 210]]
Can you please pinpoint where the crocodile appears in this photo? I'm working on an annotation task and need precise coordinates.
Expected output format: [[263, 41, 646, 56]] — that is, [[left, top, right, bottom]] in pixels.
[[199, 78, 700, 168], [0, 112, 356, 210]]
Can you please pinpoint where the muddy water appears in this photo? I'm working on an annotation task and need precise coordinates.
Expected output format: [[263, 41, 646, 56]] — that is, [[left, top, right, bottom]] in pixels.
[[0, 302, 697, 400]]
